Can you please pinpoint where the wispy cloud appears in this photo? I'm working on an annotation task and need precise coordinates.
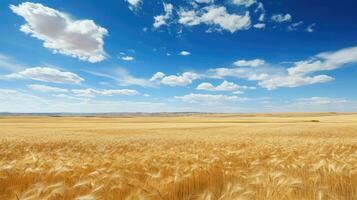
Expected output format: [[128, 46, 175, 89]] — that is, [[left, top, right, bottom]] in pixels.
[[0, 54, 26, 72], [28, 84, 69, 93], [5, 67, 84, 84], [84, 68, 154, 87]]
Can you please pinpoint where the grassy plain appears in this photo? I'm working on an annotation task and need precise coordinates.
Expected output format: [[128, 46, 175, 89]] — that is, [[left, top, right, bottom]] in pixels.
[[0, 113, 356, 199]]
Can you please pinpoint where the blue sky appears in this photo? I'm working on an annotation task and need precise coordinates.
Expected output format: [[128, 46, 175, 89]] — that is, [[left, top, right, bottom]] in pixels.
[[0, 0, 356, 113]]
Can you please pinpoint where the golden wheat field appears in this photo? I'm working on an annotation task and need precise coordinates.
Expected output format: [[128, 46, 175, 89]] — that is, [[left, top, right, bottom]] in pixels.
[[0, 113, 356, 200]]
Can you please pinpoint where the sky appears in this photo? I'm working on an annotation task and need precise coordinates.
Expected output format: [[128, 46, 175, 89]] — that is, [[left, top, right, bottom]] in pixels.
[[0, 0, 357, 113]]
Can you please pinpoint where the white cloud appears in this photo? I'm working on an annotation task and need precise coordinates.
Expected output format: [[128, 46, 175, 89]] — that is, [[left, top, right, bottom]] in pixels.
[[258, 75, 334, 90], [175, 93, 247, 104], [10, 2, 107, 63], [231, 0, 256, 7], [207, 63, 333, 90], [253, 23, 265, 29], [197, 80, 254, 92], [209, 65, 334, 90], [150, 72, 165, 82], [179, 51, 191, 56], [178, 6, 251, 33], [306, 23, 316, 33], [126, 0, 142, 11], [28, 84, 69, 93], [121, 56, 135, 61], [216, 80, 240, 91], [233, 59, 265, 67], [288, 46, 357, 76], [271, 13, 292, 23], [153, 3, 173, 28], [232, 90, 244, 94], [288, 21, 303, 31], [206, 46, 357, 90], [196, 82, 216, 91], [72, 88, 139, 97], [255, 2, 265, 21], [5, 67, 84, 84], [258, 13, 265, 22], [208, 67, 274, 81], [201, 6, 251, 33], [155, 72, 199, 86], [195, 0, 214, 4], [178, 9, 201, 26], [259, 46, 357, 89]]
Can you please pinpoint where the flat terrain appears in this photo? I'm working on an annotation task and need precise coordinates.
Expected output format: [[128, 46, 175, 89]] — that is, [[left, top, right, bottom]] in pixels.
[[0, 113, 356, 199]]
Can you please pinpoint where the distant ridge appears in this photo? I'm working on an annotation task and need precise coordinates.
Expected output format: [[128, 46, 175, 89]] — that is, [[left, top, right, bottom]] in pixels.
[[0, 112, 355, 117], [0, 112, 213, 117]]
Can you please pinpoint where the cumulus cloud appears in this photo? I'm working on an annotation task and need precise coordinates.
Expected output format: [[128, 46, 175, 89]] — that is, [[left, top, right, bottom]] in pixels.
[[126, 0, 142, 11], [196, 82, 216, 91], [150, 72, 165, 82], [151, 72, 199, 86], [271, 13, 292, 23], [153, 3, 173, 28], [231, 0, 256, 7], [72, 88, 139, 97], [175, 93, 247, 104], [196, 80, 253, 92], [288, 46, 357, 76], [10, 2, 108, 63], [162, 72, 199, 86], [178, 6, 251, 33], [233, 59, 265, 67], [121, 56, 135, 61], [28, 84, 69, 93], [5, 67, 84, 84], [213, 81, 238, 91], [179, 51, 191, 56], [178, 9, 201, 26]]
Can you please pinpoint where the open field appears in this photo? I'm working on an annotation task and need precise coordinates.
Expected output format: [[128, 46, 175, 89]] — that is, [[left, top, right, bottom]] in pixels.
[[0, 113, 356, 200]]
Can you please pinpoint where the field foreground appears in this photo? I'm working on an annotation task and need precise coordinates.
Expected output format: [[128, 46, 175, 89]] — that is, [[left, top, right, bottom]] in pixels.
[[0, 113, 356, 200]]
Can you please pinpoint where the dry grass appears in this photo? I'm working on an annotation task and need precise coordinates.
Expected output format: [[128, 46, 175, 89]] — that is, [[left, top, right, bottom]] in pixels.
[[0, 113, 356, 200]]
